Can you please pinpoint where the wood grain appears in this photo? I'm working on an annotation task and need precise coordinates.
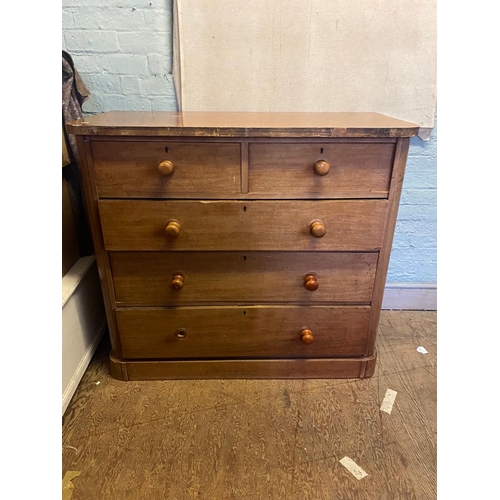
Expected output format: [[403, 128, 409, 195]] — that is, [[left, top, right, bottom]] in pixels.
[[66, 111, 419, 138], [74, 136, 122, 356], [116, 305, 371, 359], [365, 138, 411, 357], [248, 142, 394, 199], [376, 310, 437, 376], [62, 311, 436, 500], [99, 200, 388, 251], [110, 251, 378, 305], [62, 177, 80, 276], [63, 387, 297, 499], [70, 112, 415, 382], [92, 141, 241, 198], [113, 354, 375, 380]]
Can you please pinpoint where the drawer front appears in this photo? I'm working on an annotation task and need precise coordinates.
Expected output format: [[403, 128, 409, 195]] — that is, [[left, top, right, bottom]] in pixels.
[[116, 306, 371, 359], [99, 200, 388, 251], [248, 142, 394, 198], [111, 252, 378, 305], [91, 141, 241, 198]]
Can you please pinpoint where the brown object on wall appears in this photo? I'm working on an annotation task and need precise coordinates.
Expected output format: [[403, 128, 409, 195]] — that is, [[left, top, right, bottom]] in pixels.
[[67, 111, 417, 380], [62, 177, 80, 277], [62, 50, 93, 257], [63, 128, 71, 167]]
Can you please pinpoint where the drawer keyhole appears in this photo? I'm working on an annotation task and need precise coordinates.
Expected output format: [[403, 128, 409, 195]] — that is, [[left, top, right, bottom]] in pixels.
[[175, 328, 187, 339]]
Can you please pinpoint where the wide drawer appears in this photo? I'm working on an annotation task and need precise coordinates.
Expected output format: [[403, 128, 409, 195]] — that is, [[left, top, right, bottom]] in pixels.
[[91, 141, 241, 198], [111, 251, 378, 305], [99, 200, 388, 251], [116, 306, 371, 359], [248, 141, 394, 198]]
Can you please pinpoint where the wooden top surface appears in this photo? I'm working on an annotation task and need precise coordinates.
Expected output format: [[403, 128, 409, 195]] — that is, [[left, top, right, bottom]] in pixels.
[[66, 111, 419, 138]]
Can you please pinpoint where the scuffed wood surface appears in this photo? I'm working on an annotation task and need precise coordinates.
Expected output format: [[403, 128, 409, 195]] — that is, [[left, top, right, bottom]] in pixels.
[[111, 251, 378, 305], [66, 111, 419, 138], [62, 310, 436, 499], [99, 199, 388, 252]]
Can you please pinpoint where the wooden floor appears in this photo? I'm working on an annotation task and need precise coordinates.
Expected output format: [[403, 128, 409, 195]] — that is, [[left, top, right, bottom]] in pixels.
[[62, 310, 437, 500]]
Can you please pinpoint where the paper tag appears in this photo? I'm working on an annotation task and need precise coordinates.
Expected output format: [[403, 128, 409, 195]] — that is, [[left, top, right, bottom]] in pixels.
[[380, 389, 398, 414], [62, 471, 81, 500], [339, 456, 368, 479], [417, 346, 428, 354]]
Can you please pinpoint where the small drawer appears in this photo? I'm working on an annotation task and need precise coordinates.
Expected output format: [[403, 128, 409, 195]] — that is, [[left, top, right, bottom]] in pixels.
[[248, 141, 395, 198], [111, 251, 378, 305], [99, 200, 388, 251], [116, 306, 371, 359], [91, 140, 241, 198]]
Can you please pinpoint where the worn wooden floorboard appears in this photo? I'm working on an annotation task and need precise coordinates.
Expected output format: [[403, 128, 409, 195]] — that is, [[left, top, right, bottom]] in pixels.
[[63, 310, 437, 499]]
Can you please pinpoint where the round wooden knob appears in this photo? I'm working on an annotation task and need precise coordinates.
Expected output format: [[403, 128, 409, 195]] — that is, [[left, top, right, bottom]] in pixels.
[[165, 220, 181, 237], [314, 160, 330, 176], [158, 160, 174, 176], [300, 329, 314, 344], [304, 274, 319, 291], [310, 220, 326, 238], [171, 274, 184, 291]]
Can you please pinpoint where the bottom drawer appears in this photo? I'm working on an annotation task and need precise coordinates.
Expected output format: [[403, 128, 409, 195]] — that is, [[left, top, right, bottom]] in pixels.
[[116, 306, 371, 359]]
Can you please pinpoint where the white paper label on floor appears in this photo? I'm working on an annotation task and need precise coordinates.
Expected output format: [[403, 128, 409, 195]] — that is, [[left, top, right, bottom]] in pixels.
[[417, 346, 428, 354], [339, 456, 368, 480], [380, 389, 398, 414]]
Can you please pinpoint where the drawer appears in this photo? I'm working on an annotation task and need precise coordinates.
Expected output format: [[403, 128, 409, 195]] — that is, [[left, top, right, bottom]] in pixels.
[[99, 200, 388, 251], [91, 141, 241, 198], [116, 306, 371, 359], [248, 141, 394, 198], [111, 252, 378, 305]]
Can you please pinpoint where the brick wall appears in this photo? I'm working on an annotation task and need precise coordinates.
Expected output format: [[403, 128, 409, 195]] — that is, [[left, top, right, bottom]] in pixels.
[[62, 0, 177, 112], [387, 120, 437, 283], [62, 1, 436, 284]]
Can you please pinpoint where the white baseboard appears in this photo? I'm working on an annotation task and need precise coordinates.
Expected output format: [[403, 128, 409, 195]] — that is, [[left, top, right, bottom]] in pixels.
[[62, 320, 106, 416], [62, 257, 106, 416], [382, 283, 437, 310]]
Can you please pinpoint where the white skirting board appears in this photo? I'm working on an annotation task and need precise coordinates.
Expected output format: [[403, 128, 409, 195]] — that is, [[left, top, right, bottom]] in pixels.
[[62, 256, 106, 416], [382, 283, 437, 311]]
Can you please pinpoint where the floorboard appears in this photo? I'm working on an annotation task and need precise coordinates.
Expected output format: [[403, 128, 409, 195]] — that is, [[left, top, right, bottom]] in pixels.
[[62, 310, 437, 500]]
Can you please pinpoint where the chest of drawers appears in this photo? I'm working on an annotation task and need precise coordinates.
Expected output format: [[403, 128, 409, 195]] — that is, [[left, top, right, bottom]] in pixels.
[[67, 112, 418, 380]]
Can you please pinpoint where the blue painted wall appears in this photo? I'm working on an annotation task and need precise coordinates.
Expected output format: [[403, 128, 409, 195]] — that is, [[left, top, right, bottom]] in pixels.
[[62, 0, 436, 285], [387, 120, 437, 283]]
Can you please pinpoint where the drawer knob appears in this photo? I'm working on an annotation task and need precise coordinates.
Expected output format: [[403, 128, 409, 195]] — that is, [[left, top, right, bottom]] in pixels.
[[310, 220, 326, 238], [171, 274, 184, 291], [165, 220, 181, 237], [304, 274, 319, 291], [314, 160, 330, 176], [158, 160, 174, 176], [300, 328, 314, 344]]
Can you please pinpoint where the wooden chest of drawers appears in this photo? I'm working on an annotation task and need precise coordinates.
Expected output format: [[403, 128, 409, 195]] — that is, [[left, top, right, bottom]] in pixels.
[[67, 112, 418, 380]]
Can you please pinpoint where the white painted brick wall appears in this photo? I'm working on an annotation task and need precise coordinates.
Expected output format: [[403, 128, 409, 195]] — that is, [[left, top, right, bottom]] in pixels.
[[61, 2, 436, 284], [62, 0, 177, 113], [387, 116, 437, 283]]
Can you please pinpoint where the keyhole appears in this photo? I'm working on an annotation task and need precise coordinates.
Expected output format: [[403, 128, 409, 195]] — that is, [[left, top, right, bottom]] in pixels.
[[243, 310, 247, 315], [165, 147, 169, 153], [243, 206, 247, 212], [175, 328, 187, 339], [243, 255, 247, 261], [320, 148, 324, 154]]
